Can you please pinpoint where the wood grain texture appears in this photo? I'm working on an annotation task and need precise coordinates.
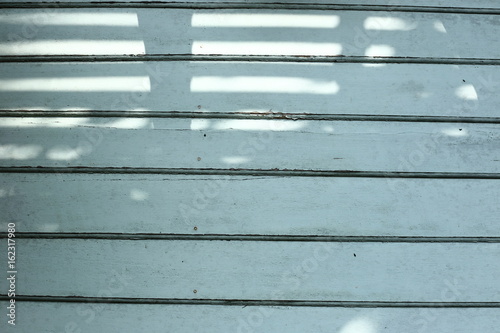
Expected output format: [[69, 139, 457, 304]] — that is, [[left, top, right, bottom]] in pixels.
[[1, 301, 500, 333], [1, 62, 498, 117], [1, 173, 499, 236], [1, 9, 500, 57], [1, 239, 499, 301], [1, 118, 498, 172]]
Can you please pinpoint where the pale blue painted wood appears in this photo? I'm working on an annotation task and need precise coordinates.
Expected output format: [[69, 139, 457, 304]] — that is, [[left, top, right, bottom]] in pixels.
[[1, 174, 500, 236], [2, 301, 500, 333], [1, 239, 499, 301], [1, 1, 499, 331], [1, 62, 498, 117], [1, 9, 500, 58], [1, 118, 498, 172]]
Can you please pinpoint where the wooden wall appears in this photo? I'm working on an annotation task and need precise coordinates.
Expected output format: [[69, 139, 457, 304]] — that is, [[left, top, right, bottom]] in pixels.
[[1, 0, 499, 331]]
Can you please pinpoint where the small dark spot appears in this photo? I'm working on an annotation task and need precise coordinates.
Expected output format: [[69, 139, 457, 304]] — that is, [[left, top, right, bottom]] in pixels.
[[462, 79, 466, 82], [197, 105, 201, 109], [459, 128, 462, 131], [353, 253, 356, 257], [203, 134, 206, 137]]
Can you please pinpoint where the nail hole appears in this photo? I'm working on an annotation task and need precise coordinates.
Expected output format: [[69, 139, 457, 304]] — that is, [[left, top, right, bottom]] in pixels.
[[197, 157, 201, 161], [193, 289, 197, 293], [193, 226, 198, 231]]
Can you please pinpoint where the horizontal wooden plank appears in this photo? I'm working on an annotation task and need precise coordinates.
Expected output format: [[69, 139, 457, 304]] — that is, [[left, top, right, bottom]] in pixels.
[[2, 301, 499, 333], [2, 2, 500, 16], [1, 174, 499, 236], [1, 239, 499, 301], [1, 9, 500, 58], [1, 62, 499, 117], [2, 0, 500, 9], [0, 118, 498, 172]]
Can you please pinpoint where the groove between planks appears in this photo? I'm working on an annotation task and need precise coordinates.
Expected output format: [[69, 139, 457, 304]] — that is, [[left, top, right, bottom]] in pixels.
[[2, 2, 500, 15], [1, 167, 500, 179], [1, 55, 500, 65], [0, 295, 498, 308], [1, 111, 500, 124], [3, 233, 500, 243]]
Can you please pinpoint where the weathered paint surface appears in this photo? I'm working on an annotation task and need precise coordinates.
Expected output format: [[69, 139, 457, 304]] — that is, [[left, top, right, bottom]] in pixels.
[[1, 239, 499, 301], [1, 119, 499, 172], [1, 0, 499, 332], [2, 174, 500, 236]]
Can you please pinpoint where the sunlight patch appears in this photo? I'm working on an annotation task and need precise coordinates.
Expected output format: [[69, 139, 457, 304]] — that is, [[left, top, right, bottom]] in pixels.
[[365, 44, 395, 57], [0, 144, 42, 159], [221, 156, 251, 164], [340, 317, 377, 333], [191, 76, 339, 94], [130, 189, 149, 201], [442, 128, 468, 137], [192, 41, 342, 56], [212, 119, 304, 131], [0, 76, 151, 92], [0, 12, 139, 26], [364, 16, 417, 30], [433, 20, 447, 33], [192, 13, 340, 28], [455, 84, 478, 100], [0, 40, 145, 55]]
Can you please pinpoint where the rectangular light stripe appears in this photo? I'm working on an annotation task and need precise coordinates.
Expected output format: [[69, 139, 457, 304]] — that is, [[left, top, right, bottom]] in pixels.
[[191, 76, 339, 94], [191, 13, 340, 28]]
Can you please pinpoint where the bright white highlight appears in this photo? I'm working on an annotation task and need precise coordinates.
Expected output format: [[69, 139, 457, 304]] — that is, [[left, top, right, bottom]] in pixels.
[[442, 128, 468, 137], [0, 40, 145, 55], [365, 44, 395, 57], [433, 20, 447, 33], [0, 144, 42, 159], [455, 84, 478, 100], [192, 41, 342, 56], [212, 120, 304, 131], [191, 76, 339, 94], [364, 16, 417, 30], [221, 156, 251, 164], [0, 76, 151, 92], [130, 189, 150, 201], [340, 317, 377, 333], [0, 13, 139, 26], [46, 145, 88, 160], [192, 13, 340, 28]]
